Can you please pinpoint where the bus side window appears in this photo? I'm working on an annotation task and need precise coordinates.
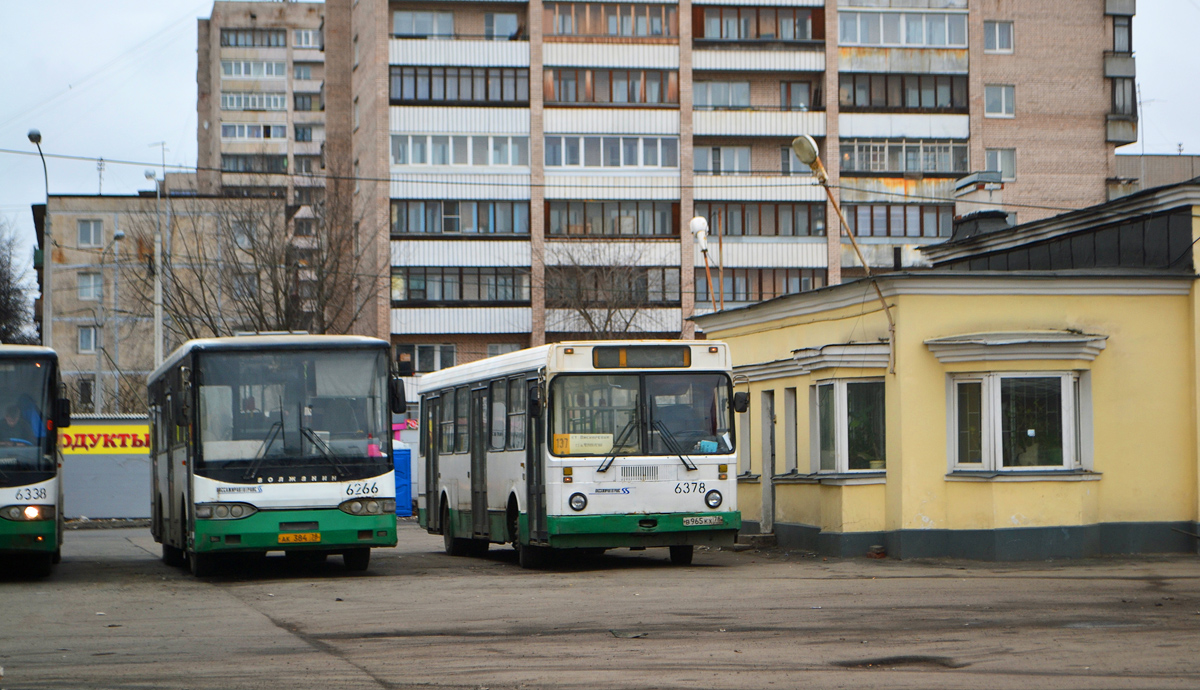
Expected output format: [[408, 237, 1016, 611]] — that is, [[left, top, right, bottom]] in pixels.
[[418, 396, 427, 457], [454, 386, 469, 453], [507, 378, 526, 450], [439, 391, 455, 454], [489, 380, 506, 451], [163, 394, 174, 448]]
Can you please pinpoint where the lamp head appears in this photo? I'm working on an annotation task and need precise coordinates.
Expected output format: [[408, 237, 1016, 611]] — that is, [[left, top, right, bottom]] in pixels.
[[144, 170, 156, 180], [113, 229, 125, 241], [27, 129, 42, 145], [689, 216, 709, 251], [791, 135, 819, 165]]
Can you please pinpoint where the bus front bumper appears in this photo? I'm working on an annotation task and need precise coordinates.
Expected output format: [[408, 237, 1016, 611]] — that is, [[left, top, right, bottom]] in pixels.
[[0, 519, 57, 554], [544, 511, 741, 549], [192, 508, 398, 554]]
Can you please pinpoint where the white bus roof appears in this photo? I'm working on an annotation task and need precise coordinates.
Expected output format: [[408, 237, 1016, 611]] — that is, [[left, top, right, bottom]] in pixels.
[[148, 334, 390, 384], [0, 344, 59, 358], [416, 340, 728, 395]]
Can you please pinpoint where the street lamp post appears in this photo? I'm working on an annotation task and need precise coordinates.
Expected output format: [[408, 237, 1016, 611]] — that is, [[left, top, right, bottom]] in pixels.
[[95, 229, 125, 413], [28, 130, 52, 348], [791, 135, 897, 374], [145, 170, 163, 366]]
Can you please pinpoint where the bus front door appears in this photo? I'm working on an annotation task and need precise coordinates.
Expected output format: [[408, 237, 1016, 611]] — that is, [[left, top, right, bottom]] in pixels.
[[525, 380, 547, 544], [470, 388, 489, 540], [426, 397, 441, 533]]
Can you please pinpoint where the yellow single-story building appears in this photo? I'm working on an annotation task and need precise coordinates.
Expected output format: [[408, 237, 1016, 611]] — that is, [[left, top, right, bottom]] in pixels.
[[695, 180, 1200, 559]]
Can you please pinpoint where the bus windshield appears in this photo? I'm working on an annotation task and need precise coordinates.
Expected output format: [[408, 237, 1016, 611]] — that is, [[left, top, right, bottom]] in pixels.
[[549, 373, 734, 457], [196, 349, 390, 478], [0, 358, 55, 486]]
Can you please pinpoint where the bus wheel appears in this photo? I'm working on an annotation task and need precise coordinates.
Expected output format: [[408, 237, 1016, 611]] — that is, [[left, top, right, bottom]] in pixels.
[[669, 545, 694, 566], [343, 548, 371, 572], [442, 503, 468, 557], [162, 543, 186, 567], [189, 551, 216, 577]]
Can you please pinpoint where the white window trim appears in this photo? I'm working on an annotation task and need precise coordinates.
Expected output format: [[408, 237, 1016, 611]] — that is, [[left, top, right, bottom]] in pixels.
[[78, 272, 102, 301], [78, 326, 98, 354], [392, 134, 531, 168], [985, 148, 1016, 182], [810, 377, 886, 474], [984, 84, 1016, 118], [983, 20, 1014, 54], [947, 372, 1087, 473], [838, 10, 969, 49], [77, 219, 102, 248]]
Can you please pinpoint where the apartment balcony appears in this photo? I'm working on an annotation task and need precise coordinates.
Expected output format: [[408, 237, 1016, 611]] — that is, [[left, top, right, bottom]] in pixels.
[[544, 241, 680, 267], [389, 106, 529, 134], [546, 308, 681, 334], [1104, 51, 1136, 78], [293, 141, 322, 156], [390, 306, 531, 335], [389, 37, 529, 67], [693, 174, 824, 203], [544, 43, 678, 69], [390, 240, 531, 268], [292, 78, 322, 93], [389, 173, 532, 201], [839, 113, 969, 139], [544, 108, 678, 135], [693, 47, 824, 72], [838, 47, 968, 75], [692, 237, 827, 269], [1106, 113, 1138, 145], [293, 109, 325, 124], [693, 108, 824, 137], [293, 47, 323, 63], [544, 174, 679, 201]]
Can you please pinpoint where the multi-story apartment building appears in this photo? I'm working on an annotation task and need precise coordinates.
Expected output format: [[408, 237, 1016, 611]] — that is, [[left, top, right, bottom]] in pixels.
[[335, 0, 1137, 373]]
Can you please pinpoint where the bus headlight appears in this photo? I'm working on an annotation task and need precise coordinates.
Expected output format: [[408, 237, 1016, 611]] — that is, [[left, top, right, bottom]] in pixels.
[[568, 493, 587, 512], [704, 490, 723, 509], [194, 503, 256, 520], [338, 499, 395, 516], [0, 505, 56, 521]]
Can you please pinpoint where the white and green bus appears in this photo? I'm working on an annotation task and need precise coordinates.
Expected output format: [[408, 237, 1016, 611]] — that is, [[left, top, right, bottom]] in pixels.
[[0, 345, 71, 577], [417, 341, 745, 568], [148, 335, 407, 576]]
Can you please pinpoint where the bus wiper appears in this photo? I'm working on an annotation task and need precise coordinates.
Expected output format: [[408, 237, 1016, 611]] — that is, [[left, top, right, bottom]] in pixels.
[[597, 416, 639, 473], [243, 422, 282, 480], [300, 427, 352, 477], [653, 420, 698, 471]]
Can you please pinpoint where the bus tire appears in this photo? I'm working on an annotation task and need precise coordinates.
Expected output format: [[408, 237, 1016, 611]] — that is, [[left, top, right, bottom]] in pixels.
[[669, 545, 694, 566], [343, 548, 371, 572], [189, 551, 216, 577], [442, 502, 469, 557], [162, 543, 186, 567]]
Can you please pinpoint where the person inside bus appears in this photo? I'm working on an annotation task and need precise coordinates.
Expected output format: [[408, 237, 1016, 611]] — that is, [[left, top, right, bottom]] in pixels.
[[1, 404, 35, 444]]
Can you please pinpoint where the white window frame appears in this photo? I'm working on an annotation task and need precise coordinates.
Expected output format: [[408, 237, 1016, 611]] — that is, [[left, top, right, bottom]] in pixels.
[[985, 148, 1016, 181], [810, 378, 886, 474], [220, 61, 286, 78], [985, 84, 1015, 118], [78, 326, 98, 354], [392, 134, 530, 168], [948, 372, 1082, 472], [693, 81, 751, 109], [983, 20, 1013, 53], [77, 272, 102, 301], [293, 29, 320, 48], [544, 135, 678, 170], [838, 11, 967, 48], [77, 219, 102, 247]]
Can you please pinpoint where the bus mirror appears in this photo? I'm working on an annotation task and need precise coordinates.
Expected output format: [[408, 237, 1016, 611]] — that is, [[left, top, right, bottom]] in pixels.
[[55, 398, 71, 429], [390, 377, 407, 414], [732, 392, 750, 413], [529, 388, 542, 418]]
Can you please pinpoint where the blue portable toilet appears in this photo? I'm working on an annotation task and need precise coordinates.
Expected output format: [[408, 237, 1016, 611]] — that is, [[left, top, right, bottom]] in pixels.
[[393, 448, 413, 516]]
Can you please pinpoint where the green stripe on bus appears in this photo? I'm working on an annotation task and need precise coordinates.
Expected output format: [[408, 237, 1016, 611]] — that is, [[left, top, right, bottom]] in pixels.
[[191, 508, 397, 553], [0, 519, 58, 553], [547, 512, 741, 536]]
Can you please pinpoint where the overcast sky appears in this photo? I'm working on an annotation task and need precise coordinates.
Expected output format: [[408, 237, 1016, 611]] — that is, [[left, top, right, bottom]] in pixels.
[[1, 0, 1198, 251]]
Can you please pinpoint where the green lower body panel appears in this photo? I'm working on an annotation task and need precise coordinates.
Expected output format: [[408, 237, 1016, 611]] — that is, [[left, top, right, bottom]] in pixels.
[[0, 519, 57, 554], [192, 508, 397, 554], [544, 512, 741, 549]]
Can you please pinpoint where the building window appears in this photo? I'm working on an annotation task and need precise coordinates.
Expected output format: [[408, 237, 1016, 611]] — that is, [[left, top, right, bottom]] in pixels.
[[1113, 15, 1131, 53], [814, 379, 885, 472], [391, 135, 529, 167], [294, 93, 321, 112], [697, 268, 825, 304], [220, 29, 286, 47], [699, 7, 814, 41], [221, 124, 287, 139], [294, 64, 312, 80], [77, 376, 95, 413], [547, 200, 678, 236], [546, 3, 678, 38], [844, 203, 953, 238], [839, 11, 966, 48], [984, 84, 1015, 117], [391, 200, 530, 235], [294, 187, 322, 205], [390, 67, 529, 105], [220, 92, 286, 111], [397, 344, 456, 374], [295, 126, 313, 142], [294, 156, 320, 174], [545, 68, 678, 105], [985, 148, 1016, 181], [545, 266, 681, 306], [293, 29, 320, 48], [1112, 78, 1136, 116], [951, 373, 1080, 471], [545, 136, 677, 169], [221, 155, 288, 174], [694, 81, 750, 109], [294, 219, 315, 237], [392, 11, 455, 38], [77, 219, 102, 247], [696, 202, 824, 237], [780, 147, 813, 177], [488, 344, 521, 357], [983, 20, 1013, 53], [780, 81, 816, 111], [694, 146, 751, 175], [839, 139, 969, 175], [391, 267, 532, 304], [220, 61, 286, 78], [78, 326, 98, 354], [838, 74, 967, 112], [485, 13, 520, 40], [77, 272, 102, 301]]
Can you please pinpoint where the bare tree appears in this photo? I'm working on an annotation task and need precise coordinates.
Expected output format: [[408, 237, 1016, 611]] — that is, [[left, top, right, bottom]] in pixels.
[[0, 216, 38, 344]]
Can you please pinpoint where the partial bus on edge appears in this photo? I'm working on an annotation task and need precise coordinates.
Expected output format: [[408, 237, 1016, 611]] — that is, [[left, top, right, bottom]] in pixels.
[[0, 345, 71, 577], [417, 341, 744, 568], [148, 335, 407, 576]]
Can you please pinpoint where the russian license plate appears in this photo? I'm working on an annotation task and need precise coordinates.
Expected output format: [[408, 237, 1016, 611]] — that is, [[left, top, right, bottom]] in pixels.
[[682, 516, 723, 526], [278, 532, 321, 544]]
